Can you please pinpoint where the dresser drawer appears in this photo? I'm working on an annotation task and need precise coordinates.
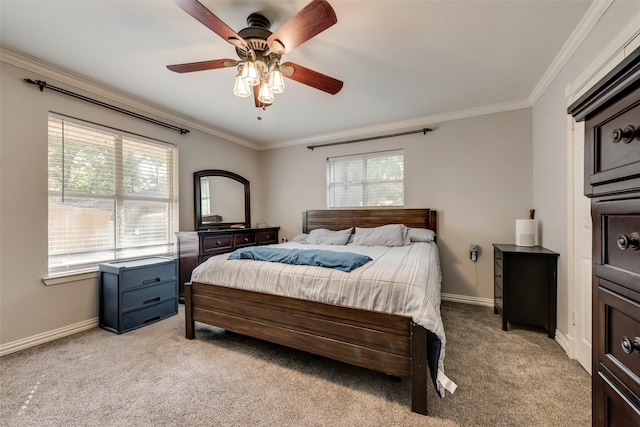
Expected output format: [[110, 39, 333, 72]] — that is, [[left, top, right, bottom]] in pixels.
[[494, 284, 503, 314], [595, 370, 640, 426], [121, 298, 178, 333], [121, 280, 177, 310], [235, 233, 257, 247], [258, 230, 277, 244], [598, 286, 640, 401], [593, 198, 640, 292], [494, 263, 503, 289], [494, 249, 503, 268], [201, 235, 233, 253], [587, 87, 640, 194]]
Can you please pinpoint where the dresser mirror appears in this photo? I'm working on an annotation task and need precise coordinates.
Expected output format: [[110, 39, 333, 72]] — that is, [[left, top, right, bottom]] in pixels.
[[194, 170, 250, 230]]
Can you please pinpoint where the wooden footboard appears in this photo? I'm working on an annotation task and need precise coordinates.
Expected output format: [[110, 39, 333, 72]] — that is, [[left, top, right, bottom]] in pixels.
[[185, 281, 429, 415]]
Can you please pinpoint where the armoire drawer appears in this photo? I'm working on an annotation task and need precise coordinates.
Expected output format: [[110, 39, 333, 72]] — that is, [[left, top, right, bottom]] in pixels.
[[593, 198, 640, 293], [587, 84, 640, 195], [594, 370, 640, 426], [598, 286, 640, 401]]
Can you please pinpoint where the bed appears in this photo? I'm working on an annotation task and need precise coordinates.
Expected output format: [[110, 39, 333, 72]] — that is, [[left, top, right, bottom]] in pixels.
[[184, 208, 452, 415]]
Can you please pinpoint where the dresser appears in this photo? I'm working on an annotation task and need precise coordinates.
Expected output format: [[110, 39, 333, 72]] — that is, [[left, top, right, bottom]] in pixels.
[[175, 227, 279, 301], [569, 48, 640, 426], [493, 244, 559, 338], [99, 257, 178, 334]]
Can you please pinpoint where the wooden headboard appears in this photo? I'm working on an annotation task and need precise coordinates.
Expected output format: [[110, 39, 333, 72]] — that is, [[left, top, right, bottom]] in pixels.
[[302, 209, 437, 234]]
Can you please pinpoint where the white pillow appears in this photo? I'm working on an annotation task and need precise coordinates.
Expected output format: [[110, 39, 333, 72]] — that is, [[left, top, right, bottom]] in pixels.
[[408, 228, 436, 242], [306, 228, 352, 245], [291, 233, 308, 243], [351, 224, 409, 247]]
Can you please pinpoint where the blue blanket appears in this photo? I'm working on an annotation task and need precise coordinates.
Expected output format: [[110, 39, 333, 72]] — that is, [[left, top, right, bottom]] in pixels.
[[227, 247, 372, 272]]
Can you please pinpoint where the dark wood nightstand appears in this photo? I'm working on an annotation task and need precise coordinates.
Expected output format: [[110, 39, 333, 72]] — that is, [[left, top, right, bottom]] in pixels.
[[493, 244, 559, 338]]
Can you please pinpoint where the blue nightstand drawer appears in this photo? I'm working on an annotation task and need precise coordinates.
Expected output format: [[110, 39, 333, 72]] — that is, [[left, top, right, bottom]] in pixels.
[[122, 280, 177, 310], [119, 263, 176, 290], [121, 298, 177, 333]]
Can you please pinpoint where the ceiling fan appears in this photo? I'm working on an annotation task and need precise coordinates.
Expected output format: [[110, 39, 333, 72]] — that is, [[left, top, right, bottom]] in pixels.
[[167, 0, 343, 112]]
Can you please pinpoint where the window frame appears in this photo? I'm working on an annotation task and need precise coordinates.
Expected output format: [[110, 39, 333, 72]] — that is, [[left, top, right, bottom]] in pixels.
[[326, 149, 405, 208], [47, 113, 179, 275]]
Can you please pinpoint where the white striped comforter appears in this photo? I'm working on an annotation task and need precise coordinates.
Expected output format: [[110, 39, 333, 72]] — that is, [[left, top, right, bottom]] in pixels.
[[190, 241, 450, 394]]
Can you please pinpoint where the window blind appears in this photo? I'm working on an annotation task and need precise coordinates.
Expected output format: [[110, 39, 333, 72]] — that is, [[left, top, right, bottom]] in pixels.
[[327, 150, 404, 208], [48, 115, 178, 274]]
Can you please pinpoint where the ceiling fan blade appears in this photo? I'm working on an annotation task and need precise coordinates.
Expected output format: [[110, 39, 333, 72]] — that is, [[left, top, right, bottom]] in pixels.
[[267, 0, 337, 55], [177, 0, 247, 49], [280, 62, 343, 95], [167, 59, 238, 73]]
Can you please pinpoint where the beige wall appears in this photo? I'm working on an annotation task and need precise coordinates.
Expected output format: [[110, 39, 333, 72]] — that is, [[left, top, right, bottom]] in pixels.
[[259, 108, 533, 302], [0, 60, 260, 346]]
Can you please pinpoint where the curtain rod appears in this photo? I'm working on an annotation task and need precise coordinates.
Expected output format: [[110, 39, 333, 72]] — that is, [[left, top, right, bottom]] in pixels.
[[307, 127, 432, 150], [24, 78, 190, 135]]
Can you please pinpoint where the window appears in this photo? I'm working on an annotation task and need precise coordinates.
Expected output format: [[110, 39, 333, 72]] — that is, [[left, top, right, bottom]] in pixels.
[[327, 150, 404, 208], [48, 114, 178, 274]]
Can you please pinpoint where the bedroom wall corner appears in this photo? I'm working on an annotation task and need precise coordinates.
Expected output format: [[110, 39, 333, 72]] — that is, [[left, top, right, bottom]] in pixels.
[[257, 108, 534, 304], [0, 58, 261, 350], [531, 0, 640, 342]]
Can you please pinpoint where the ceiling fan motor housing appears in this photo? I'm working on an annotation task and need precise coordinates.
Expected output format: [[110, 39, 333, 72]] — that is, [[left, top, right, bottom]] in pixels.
[[235, 13, 275, 58]]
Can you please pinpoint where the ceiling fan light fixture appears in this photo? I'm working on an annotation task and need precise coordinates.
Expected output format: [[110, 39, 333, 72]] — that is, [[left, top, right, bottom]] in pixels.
[[268, 66, 286, 94], [233, 72, 251, 98], [241, 59, 260, 86], [258, 82, 274, 104]]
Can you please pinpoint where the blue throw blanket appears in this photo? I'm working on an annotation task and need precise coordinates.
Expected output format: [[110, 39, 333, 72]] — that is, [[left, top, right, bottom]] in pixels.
[[227, 247, 372, 272]]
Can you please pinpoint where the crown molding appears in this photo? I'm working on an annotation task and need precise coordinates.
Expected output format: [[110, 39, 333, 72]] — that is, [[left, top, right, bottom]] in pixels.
[[528, 0, 614, 105], [260, 99, 532, 151], [570, 11, 640, 101], [0, 48, 260, 150]]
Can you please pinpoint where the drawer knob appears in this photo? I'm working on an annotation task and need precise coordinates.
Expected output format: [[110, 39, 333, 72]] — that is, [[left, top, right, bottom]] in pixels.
[[621, 336, 640, 354], [244, 237, 249, 242], [617, 232, 640, 251], [611, 125, 636, 144], [216, 240, 221, 245]]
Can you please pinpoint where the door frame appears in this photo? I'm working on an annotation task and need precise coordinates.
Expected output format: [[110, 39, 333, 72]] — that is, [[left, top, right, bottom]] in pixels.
[[564, 26, 640, 372]]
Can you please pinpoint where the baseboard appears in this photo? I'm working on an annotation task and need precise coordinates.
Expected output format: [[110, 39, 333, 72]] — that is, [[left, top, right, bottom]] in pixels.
[[441, 293, 494, 308], [555, 329, 570, 356], [0, 318, 98, 357]]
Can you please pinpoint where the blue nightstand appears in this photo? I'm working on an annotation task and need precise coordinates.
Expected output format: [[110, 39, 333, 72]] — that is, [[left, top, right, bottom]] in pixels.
[[99, 257, 178, 334]]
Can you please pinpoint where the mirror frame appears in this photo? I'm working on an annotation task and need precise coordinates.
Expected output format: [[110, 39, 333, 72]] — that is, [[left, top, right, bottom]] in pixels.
[[194, 169, 251, 230]]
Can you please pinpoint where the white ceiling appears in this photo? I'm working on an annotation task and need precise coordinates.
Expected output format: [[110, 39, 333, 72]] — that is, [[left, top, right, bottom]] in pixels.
[[0, 0, 593, 148]]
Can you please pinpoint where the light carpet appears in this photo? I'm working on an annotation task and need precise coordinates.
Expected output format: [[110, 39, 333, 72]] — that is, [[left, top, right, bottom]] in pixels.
[[0, 301, 591, 426]]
